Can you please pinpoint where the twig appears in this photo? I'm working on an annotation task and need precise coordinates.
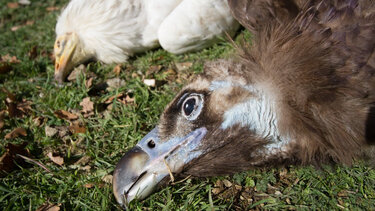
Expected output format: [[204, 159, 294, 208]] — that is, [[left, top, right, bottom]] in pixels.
[[16, 154, 52, 174], [163, 158, 175, 183], [172, 175, 192, 185]]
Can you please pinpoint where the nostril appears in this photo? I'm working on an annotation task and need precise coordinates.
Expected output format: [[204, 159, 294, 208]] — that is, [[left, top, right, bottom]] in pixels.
[[147, 139, 155, 148]]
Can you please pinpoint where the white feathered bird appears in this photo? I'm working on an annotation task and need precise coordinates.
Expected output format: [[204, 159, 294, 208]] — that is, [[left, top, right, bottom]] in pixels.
[[54, 0, 240, 83]]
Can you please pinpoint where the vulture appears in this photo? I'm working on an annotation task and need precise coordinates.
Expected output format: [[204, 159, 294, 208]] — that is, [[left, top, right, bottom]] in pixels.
[[53, 0, 240, 83], [113, 0, 375, 207]]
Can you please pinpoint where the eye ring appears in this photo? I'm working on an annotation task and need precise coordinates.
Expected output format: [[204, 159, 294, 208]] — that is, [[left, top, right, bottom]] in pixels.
[[181, 94, 204, 121]]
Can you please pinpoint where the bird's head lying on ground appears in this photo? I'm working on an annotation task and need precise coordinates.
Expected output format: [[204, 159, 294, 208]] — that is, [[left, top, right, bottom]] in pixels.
[[112, 0, 375, 207], [54, 32, 92, 83], [53, 0, 239, 84]]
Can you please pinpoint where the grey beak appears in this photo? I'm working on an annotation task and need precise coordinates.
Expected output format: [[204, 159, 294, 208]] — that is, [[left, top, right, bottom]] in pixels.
[[112, 127, 207, 207], [113, 146, 150, 206]]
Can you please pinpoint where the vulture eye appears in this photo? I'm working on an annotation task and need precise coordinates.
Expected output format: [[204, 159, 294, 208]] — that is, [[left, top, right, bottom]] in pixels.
[[181, 94, 204, 120]]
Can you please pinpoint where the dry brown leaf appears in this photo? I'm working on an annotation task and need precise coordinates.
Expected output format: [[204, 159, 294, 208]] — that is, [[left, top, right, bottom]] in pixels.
[[54, 110, 78, 120], [3, 89, 32, 118], [222, 179, 233, 188], [7, 2, 19, 8], [105, 93, 123, 104], [25, 20, 34, 25], [67, 64, 86, 81], [33, 116, 44, 127], [11, 25, 21, 31], [46, 6, 59, 12], [102, 174, 113, 184], [80, 97, 94, 114], [36, 203, 61, 211], [69, 122, 86, 134], [85, 77, 93, 89], [17, 99, 32, 114], [1, 55, 20, 63], [0, 62, 12, 74], [47, 152, 64, 166], [175, 62, 193, 71], [45, 126, 58, 137], [55, 126, 68, 137], [113, 64, 121, 76], [0, 110, 5, 130], [74, 156, 91, 165], [5, 127, 27, 139], [28, 45, 37, 59], [0, 143, 29, 177], [105, 93, 134, 105], [84, 183, 94, 188], [106, 78, 126, 91], [146, 65, 162, 76]]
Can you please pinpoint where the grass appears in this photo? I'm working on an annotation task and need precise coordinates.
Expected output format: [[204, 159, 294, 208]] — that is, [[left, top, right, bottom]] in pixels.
[[0, 0, 374, 210]]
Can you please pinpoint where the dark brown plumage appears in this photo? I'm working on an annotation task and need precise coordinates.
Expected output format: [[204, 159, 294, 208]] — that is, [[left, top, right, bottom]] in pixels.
[[113, 0, 375, 206]]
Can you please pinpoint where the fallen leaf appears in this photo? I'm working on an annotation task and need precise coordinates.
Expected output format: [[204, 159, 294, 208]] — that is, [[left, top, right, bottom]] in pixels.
[[0, 110, 5, 130], [54, 110, 78, 120], [17, 99, 32, 114], [102, 174, 113, 184], [2, 89, 32, 118], [33, 116, 44, 127], [175, 62, 193, 71], [84, 183, 94, 188], [28, 45, 37, 59], [45, 126, 58, 137], [212, 188, 222, 195], [0, 62, 12, 74], [104, 93, 134, 105], [146, 65, 162, 76], [113, 64, 121, 76], [274, 191, 282, 196], [1, 55, 20, 63], [222, 179, 233, 188], [69, 122, 86, 134], [5, 127, 27, 139], [105, 93, 123, 104], [143, 79, 156, 87], [85, 77, 93, 89], [25, 20, 34, 25], [47, 152, 64, 166], [74, 156, 91, 165], [106, 78, 126, 91], [46, 6, 59, 12], [81, 165, 91, 171], [164, 68, 177, 81], [0, 143, 29, 177], [36, 203, 61, 211], [7, 2, 19, 9], [79, 97, 94, 114], [11, 25, 22, 31], [67, 64, 86, 81], [18, 0, 31, 5]]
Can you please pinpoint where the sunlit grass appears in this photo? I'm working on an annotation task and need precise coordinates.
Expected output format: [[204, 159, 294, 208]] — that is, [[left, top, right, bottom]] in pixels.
[[0, 0, 374, 210]]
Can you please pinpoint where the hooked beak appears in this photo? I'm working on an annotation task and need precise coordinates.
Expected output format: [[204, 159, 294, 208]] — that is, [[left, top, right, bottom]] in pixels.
[[113, 127, 207, 207], [54, 33, 83, 84]]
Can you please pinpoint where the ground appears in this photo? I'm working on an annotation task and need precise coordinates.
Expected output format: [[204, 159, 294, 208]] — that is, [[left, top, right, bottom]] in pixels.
[[0, 0, 374, 210]]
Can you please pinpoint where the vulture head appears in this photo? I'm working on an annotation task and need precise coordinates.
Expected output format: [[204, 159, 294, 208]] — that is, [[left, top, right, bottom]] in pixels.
[[54, 32, 92, 83], [53, 0, 239, 84], [113, 0, 375, 207]]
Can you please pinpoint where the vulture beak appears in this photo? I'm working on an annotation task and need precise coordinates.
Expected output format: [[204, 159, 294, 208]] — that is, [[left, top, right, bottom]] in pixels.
[[113, 127, 207, 207], [54, 32, 81, 84]]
